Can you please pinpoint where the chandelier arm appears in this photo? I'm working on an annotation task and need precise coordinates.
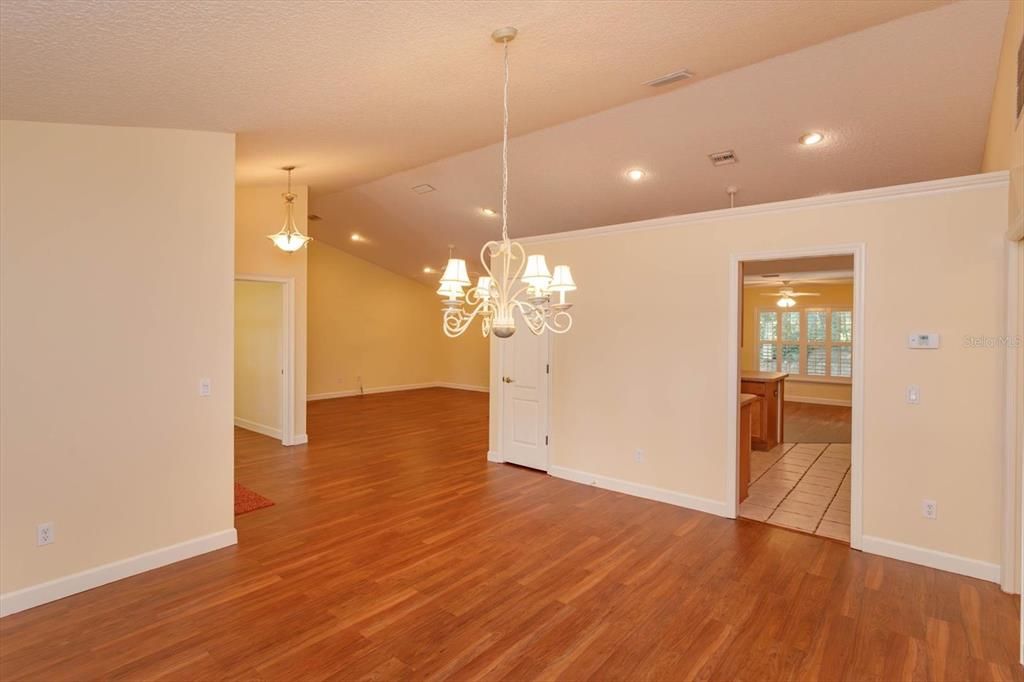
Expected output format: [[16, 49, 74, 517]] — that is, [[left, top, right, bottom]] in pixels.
[[542, 310, 573, 334], [512, 299, 546, 335], [507, 240, 528, 286], [442, 297, 490, 338]]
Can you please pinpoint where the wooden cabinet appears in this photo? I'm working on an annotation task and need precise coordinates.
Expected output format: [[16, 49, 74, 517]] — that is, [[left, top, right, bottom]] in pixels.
[[738, 393, 759, 502], [740, 371, 787, 450]]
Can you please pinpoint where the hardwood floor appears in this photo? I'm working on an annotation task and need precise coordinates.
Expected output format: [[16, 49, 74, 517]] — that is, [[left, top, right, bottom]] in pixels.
[[784, 401, 852, 443], [1, 387, 1020, 680]]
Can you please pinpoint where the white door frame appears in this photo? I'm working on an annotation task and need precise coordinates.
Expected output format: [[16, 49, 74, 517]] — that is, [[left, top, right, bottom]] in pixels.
[[726, 243, 866, 550], [489, 331, 552, 470], [235, 274, 298, 446]]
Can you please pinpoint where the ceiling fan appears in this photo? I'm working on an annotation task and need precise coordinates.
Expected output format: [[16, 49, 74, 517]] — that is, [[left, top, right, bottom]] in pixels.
[[761, 281, 820, 308]]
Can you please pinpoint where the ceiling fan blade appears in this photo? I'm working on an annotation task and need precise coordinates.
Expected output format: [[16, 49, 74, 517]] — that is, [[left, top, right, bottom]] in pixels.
[[790, 292, 821, 297]]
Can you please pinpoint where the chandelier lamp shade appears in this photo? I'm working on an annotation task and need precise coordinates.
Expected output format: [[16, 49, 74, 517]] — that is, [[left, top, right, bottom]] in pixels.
[[437, 27, 576, 339], [267, 165, 312, 253]]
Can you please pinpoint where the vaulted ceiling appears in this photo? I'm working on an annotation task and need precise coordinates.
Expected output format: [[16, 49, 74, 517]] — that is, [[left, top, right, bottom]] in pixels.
[[0, 0, 1007, 283]]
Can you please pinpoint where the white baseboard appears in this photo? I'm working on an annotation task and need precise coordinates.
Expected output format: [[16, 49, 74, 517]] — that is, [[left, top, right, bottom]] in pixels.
[[549, 465, 729, 518], [285, 433, 308, 445], [0, 529, 238, 617], [785, 396, 853, 407], [309, 382, 488, 401], [861, 535, 1000, 584], [487, 450, 504, 463], [233, 417, 282, 439]]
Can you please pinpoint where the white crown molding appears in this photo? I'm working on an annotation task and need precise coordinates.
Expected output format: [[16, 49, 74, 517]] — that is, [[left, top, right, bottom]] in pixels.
[[519, 171, 1010, 246], [549, 465, 729, 518], [861, 535, 1000, 584], [0, 529, 237, 617]]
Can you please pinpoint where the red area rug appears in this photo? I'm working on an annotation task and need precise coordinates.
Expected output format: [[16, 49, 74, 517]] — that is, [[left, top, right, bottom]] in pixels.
[[234, 483, 274, 516]]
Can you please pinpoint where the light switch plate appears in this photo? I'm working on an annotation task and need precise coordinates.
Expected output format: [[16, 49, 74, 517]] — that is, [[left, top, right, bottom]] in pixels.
[[906, 385, 920, 404], [199, 378, 211, 397], [908, 333, 940, 349]]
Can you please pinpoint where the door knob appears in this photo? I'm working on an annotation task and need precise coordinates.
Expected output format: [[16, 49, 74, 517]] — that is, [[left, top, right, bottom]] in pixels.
[[502, 376, 515, 384]]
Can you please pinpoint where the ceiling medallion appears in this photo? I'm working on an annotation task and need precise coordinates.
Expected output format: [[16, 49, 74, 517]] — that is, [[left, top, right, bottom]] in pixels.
[[436, 27, 576, 338]]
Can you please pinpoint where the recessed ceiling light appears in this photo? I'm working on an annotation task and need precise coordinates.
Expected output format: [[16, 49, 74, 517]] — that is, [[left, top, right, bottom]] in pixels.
[[350, 233, 364, 242], [626, 169, 646, 181], [480, 208, 497, 217], [423, 266, 436, 274], [411, 184, 436, 194], [799, 131, 824, 146]]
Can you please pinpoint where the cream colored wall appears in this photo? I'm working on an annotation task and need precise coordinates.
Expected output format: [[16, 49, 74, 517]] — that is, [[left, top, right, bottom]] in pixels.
[[522, 178, 1008, 566], [236, 185, 307, 438], [0, 121, 235, 594], [741, 282, 854, 404], [982, 0, 1023, 239], [235, 281, 283, 432], [307, 241, 489, 395]]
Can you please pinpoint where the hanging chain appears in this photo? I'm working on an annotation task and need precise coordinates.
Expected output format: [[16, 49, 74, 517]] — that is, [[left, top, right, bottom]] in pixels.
[[501, 39, 510, 243]]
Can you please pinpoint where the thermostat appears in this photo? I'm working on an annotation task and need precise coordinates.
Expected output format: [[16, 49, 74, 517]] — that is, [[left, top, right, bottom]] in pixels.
[[908, 333, 940, 349]]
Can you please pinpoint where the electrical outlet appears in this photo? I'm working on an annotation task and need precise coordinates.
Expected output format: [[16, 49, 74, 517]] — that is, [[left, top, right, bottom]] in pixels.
[[199, 378, 211, 397], [37, 522, 54, 546], [634, 449, 645, 463], [922, 499, 937, 519], [906, 385, 920, 404]]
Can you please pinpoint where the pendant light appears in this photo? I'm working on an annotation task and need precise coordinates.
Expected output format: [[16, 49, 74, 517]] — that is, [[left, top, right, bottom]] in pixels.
[[267, 166, 312, 253], [437, 27, 576, 338]]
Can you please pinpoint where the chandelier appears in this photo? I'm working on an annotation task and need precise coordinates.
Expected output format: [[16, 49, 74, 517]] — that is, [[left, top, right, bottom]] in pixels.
[[437, 27, 576, 339], [267, 166, 312, 252]]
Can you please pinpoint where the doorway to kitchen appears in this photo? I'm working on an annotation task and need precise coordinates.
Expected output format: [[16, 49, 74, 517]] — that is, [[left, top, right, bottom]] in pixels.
[[729, 248, 863, 548]]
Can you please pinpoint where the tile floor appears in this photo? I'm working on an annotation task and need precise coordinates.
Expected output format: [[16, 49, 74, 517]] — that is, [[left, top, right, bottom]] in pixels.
[[738, 442, 851, 542]]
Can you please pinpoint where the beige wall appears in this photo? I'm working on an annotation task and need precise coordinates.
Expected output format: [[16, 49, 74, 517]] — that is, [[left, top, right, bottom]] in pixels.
[[235, 280, 284, 433], [236, 185, 308, 438], [0, 121, 235, 595], [308, 241, 489, 396], [741, 281, 854, 404], [982, 0, 1023, 238], [520, 177, 1008, 567]]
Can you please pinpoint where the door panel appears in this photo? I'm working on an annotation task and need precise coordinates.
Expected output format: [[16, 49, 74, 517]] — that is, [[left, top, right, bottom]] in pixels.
[[501, 313, 549, 471]]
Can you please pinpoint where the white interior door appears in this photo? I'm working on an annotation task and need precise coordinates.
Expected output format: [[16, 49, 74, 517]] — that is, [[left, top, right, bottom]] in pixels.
[[500, 317, 550, 471]]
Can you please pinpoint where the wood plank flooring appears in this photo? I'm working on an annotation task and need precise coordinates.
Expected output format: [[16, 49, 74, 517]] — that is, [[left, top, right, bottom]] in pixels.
[[784, 401, 852, 443], [1, 387, 1020, 680]]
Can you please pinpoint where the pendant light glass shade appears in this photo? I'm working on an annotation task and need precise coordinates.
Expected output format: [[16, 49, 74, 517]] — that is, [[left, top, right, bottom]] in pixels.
[[267, 166, 312, 253], [777, 296, 797, 308]]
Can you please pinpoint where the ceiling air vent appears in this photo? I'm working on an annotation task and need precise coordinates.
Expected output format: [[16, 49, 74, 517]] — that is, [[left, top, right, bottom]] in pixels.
[[411, 184, 436, 194], [643, 69, 694, 88], [708, 150, 738, 166]]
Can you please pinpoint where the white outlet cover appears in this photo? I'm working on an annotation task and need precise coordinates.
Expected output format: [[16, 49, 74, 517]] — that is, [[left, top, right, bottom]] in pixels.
[[199, 378, 211, 397], [906, 385, 920, 404], [37, 522, 54, 546], [922, 499, 937, 519]]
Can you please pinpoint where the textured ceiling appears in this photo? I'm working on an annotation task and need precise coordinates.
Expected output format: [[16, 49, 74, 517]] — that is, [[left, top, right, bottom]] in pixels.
[[308, 1, 1006, 283], [1, 0, 948, 194]]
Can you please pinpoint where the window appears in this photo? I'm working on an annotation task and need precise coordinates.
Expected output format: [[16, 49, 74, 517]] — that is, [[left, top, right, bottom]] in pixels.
[[757, 306, 853, 380]]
